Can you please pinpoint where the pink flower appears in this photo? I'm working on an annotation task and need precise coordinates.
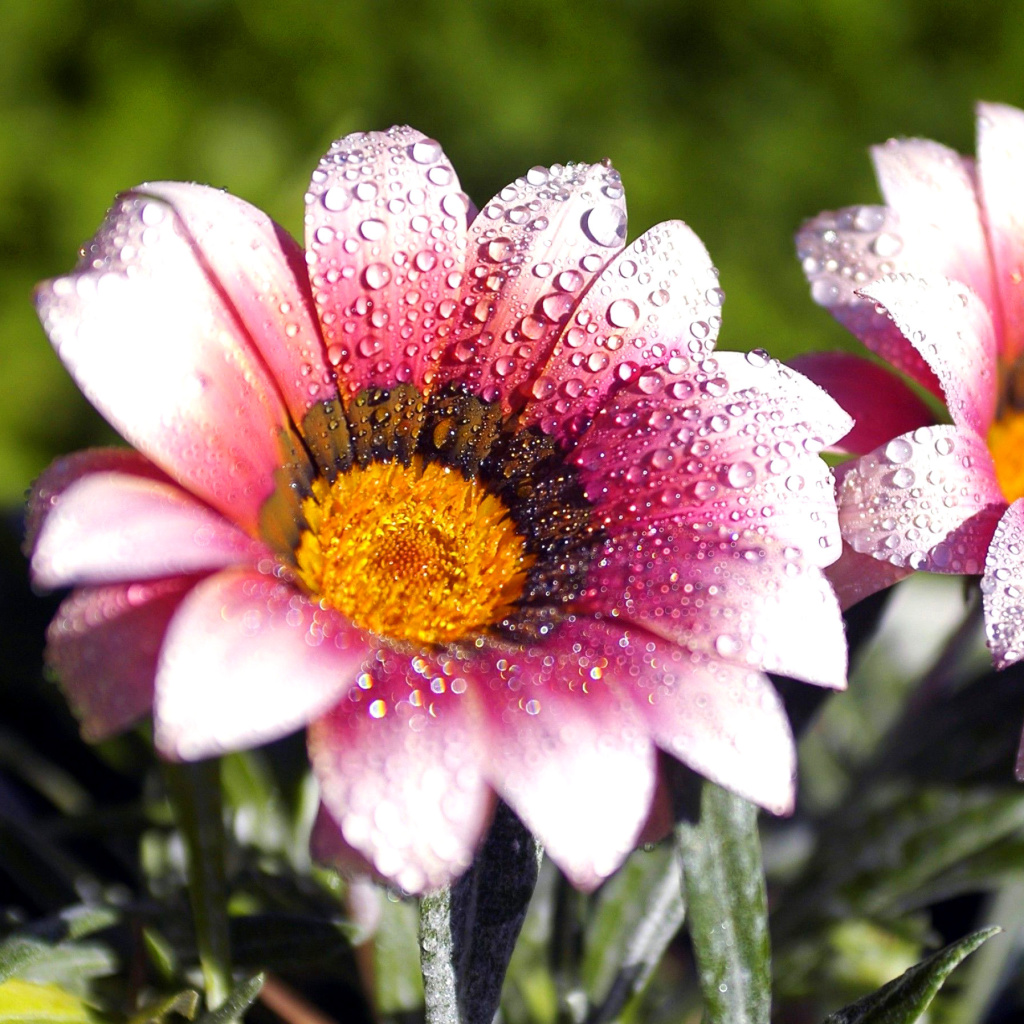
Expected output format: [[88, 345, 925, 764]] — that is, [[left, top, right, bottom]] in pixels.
[[29, 127, 850, 892], [797, 103, 1024, 664]]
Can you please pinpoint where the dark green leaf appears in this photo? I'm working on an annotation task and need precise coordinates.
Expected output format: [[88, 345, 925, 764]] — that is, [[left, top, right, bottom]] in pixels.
[[821, 927, 999, 1024], [193, 974, 263, 1024], [676, 784, 770, 1024], [420, 802, 541, 1024], [583, 843, 685, 1023]]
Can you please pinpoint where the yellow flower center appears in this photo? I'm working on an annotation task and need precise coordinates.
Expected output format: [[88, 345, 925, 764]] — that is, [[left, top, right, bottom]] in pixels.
[[989, 410, 1024, 503], [294, 458, 534, 646]]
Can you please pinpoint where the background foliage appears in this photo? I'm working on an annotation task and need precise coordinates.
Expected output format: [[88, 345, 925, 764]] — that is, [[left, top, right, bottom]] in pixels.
[[5, 2, 1024, 1022]]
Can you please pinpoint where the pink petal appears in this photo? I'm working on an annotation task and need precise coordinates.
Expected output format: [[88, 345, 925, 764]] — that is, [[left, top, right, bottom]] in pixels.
[[439, 161, 627, 413], [154, 568, 374, 760], [837, 426, 1004, 573], [521, 220, 724, 442], [788, 352, 935, 455], [303, 127, 471, 396], [859, 275, 997, 435], [35, 191, 299, 534], [136, 182, 334, 422], [871, 137, 996, 316], [308, 646, 495, 894], [976, 102, 1024, 362], [468, 623, 657, 889], [825, 543, 913, 610], [982, 498, 1024, 669], [796, 206, 943, 398], [571, 358, 844, 564], [625, 642, 796, 815], [308, 803, 378, 878], [25, 448, 171, 554], [31, 471, 266, 589], [47, 577, 197, 742], [580, 524, 847, 689]]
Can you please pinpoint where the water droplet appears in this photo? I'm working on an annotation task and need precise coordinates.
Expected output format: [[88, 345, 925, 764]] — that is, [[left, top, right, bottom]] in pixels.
[[542, 293, 575, 322], [414, 251, 437, 272], [557, 269, 584, 292], [526, 166, 549, 185], [583, 204, 626, 248], [872, 232, 903, 257], [726, 461, 756, 489], [885, 437, 914, 464], [355, 181, 378, 201], [608, 299, 640, 328], [360, 219, 387, 241], [487, 237, 515, 262], [410, 138, 443, 164], [811, 278, 840, 306], [363, 263, 391, 289]]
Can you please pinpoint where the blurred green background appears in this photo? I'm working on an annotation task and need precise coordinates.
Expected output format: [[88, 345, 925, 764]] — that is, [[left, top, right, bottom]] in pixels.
[[3, 0, 1024, 507]]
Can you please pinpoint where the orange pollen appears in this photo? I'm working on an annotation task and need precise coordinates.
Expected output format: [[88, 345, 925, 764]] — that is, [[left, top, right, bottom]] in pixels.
[[295, 458, 534, 645], [988, 410, 1024, 504]]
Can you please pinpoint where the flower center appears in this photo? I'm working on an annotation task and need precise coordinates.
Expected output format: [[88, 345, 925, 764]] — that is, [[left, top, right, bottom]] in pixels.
[[294, 457, 534, 645], [988, 410, 1024, 504]]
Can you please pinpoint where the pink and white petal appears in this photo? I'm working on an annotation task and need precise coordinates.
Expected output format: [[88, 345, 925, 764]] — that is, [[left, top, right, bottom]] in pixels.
[[26, 448, 170, 554], [470, 622, 657, 889], [439, 161, 627, 413], [825, 543, 914, 610], [871, 138, 996, 315], [309, 803, 378, 878], [303, 127, 470, 396], [580, 524, 847, 689], [31, 471, 267, 589], [623, 637, 797, 815], [796, 207, 943, 398], [859, 275, 997, 435], [572, 363, 842, 563], [977, 102, 1024, 362], [788, 351, 935, 455], [521, 220, 724, 442], [982, 498, 1024, 669], [47, 577, 197, 743], [136, 182, 333, 421], [35, 191, 297, 534], [838, 426, 1004, 572], [154, 568, 374, 760], [308, 648, 494, 894]]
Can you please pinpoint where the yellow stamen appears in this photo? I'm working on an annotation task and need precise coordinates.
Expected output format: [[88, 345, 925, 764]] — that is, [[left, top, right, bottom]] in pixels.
[[295, 458, 534, 645], [989, 410, 1024, 504]]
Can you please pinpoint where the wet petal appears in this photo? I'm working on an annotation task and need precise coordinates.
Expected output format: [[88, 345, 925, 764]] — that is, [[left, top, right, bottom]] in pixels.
[[837, 426, 1004, 572], [309, 647, 494, 894], [789, 351, 935, 455], [581, 524, 846, 689], [796, 206, 943, 398], [35, 190, 297, 533], [154, 568, 374, 759], [31, 470, 266, 589], [522, 220, 724, 441], [871, 137, 995, 315], [625, 642, 796, 815], [303, 126, 470, 395], [860, 275, 997, 435], [25, 448, 170, 554], [441, 161, 627, 412], [138, 182, 333, 421], [977, 101, 1024, 361], [572, 357, 844, 564], [470, 622, 657, 889], [982, 498, 1024, 669], [47, 577, 196, 743], [825, 542, 913, 610], [309, 803, 378, 878]]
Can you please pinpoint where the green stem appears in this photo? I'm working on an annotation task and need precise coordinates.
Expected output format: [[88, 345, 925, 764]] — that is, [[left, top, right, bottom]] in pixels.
[[163, 758, 233, 1011]]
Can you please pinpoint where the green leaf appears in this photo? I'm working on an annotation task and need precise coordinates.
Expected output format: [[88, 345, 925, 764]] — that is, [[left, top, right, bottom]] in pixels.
[[0, 979, 102, 1024], [0, 907, 119, 986], [374, 893, 424, 1015], [420, 802, 541, 1024], [582, 843, 685, 1023], [127, 991, 200, 1024], [676, 784, 771, 1024], [821, 927, 999, 1024], [192, 974, 263, 1024]]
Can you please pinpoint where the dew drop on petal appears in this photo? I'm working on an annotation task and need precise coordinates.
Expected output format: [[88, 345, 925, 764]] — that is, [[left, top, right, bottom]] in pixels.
[[583, 204, 626, 248], [885, 437, 914, 464], [608, 299, 640, 328], [410, 138, 443, 164]]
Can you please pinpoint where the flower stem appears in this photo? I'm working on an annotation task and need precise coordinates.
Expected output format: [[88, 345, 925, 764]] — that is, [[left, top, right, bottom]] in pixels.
[[163, 758, 233, 1011]]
